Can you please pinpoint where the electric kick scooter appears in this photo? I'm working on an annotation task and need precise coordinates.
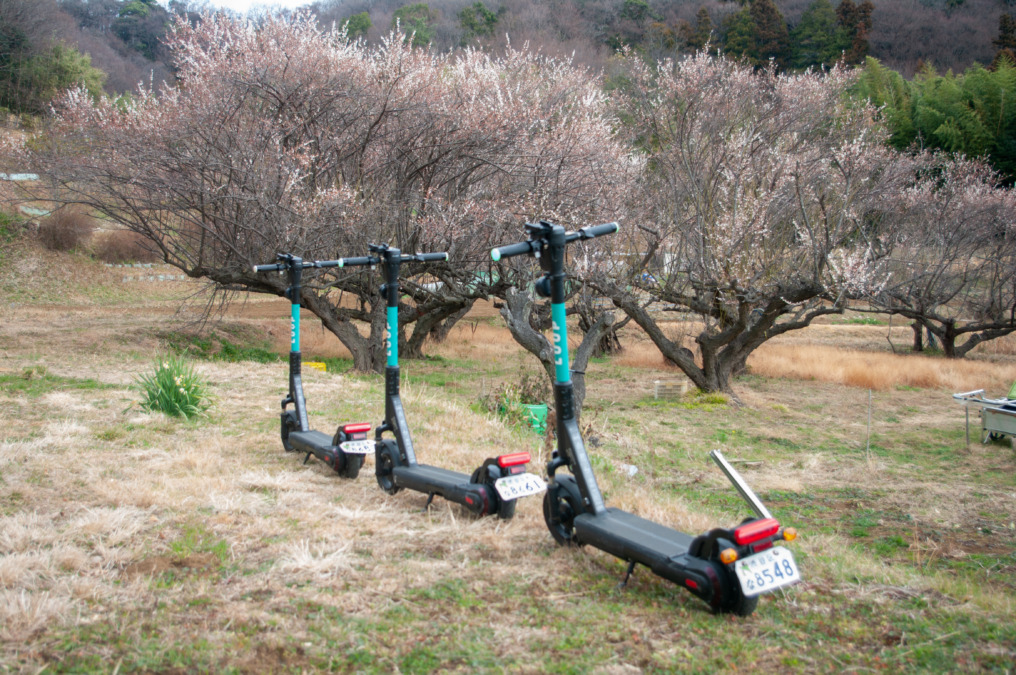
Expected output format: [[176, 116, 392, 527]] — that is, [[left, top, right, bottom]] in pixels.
[[491, 222, 801, 615], [254, 253, 373, 478], [336, 244, 547, 519]]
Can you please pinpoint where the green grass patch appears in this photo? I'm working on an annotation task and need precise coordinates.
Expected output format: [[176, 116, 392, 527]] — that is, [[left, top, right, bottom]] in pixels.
[[636, 390, 729, 411], [169, 522, 230, 565], [164, 330, 281, 364], [0, 366, 118, 397], [839, 316, 886, 325]]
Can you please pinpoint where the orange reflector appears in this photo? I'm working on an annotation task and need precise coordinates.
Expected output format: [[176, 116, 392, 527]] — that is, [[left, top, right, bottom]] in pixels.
[[497, 452, 531, 468], [782, 527, 798, 542], [719, 548, 738, 565], [733, 518, 780, 546], [342, 423, 373, 434]]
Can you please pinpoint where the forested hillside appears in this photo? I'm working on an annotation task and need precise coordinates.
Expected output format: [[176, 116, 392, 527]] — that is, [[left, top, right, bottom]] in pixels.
[[310, 0, 1010, 76], [0, 0, 1012, 114]]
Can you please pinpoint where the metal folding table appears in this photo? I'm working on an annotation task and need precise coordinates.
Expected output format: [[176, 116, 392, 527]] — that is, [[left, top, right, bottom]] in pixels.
[[952, 389, 1016, 447]]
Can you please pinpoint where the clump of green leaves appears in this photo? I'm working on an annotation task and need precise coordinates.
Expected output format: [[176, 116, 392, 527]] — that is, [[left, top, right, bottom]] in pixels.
[[480, 370, 549, 411], [164, 331, 281, 364], [480, 370, 550, 432], [135, 356, 211, 419]]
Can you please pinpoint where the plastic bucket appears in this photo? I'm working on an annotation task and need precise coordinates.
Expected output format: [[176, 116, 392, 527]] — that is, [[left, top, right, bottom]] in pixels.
[[520, 403, 548, 435]]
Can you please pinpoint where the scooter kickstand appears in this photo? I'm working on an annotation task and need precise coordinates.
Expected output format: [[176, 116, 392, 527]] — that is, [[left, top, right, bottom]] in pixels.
[[423, 493, 436, 511], [303, 452, 312, 465], [618, 561, 637, 590]]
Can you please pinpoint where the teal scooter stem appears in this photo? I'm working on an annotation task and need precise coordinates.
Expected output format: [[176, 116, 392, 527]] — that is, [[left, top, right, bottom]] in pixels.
[[337, 244, 546, 518], [492, 221, 801, 615], [253, 253, 373, 478]]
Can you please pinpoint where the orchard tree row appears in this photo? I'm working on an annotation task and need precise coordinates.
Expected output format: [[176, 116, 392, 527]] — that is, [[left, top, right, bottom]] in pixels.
[[14, 15, 1016, 399]]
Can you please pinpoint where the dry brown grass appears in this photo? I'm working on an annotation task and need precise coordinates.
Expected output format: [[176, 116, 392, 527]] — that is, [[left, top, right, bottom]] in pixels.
[[91, 229, 161, 264], [36, 208, 96, 252], [2, 246, 1015, 671], [748, 343, 1016, 393]]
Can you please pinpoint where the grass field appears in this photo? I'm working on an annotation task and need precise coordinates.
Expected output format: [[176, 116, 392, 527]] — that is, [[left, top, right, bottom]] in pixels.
[[1, 236, 1015, 673]]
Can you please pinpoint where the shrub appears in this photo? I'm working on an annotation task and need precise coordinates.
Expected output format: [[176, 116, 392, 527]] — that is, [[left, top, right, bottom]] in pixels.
[[135, 356, 211, 419], [480, 369, 550, 432], [0, 209, 24, 243], [92, 229, 159, 264], [36, 208, 96, 252]]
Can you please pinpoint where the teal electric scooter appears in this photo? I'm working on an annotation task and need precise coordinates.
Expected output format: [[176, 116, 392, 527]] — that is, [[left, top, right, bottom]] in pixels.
[[492, 222, 800, 615], [337, 244, 546, 518], [254, 253, 372, 478]]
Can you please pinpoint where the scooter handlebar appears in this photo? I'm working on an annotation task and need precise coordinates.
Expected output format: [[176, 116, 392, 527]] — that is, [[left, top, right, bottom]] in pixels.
[[577, 222, 619, 240], [492, 222, 619, 261], [253, 258, 343, 272], [337, 256, 377, 268], [490, 240, 538, 261], [407, 252, 449, 263]]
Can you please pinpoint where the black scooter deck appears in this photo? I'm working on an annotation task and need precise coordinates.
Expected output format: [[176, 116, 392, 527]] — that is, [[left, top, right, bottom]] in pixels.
[[393, 464, 471, 494], [391, 463, 492, 515], [575, 508, 694, 565], [289, 429, 334, 454]]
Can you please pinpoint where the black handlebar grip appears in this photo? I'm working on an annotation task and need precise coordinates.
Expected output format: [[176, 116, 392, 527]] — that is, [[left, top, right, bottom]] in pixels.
[[579, 222, 619, 239], [337, 256, 376, 268], [490, 240, 537, 261], [411, 252, 449, 262], [253, 263, 285, 273]]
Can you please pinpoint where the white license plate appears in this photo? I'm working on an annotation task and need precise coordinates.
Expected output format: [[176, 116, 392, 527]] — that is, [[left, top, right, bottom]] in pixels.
[[339, 440, 373, 455], [494, 473, 547, 501], [734, 546, 801, 597]]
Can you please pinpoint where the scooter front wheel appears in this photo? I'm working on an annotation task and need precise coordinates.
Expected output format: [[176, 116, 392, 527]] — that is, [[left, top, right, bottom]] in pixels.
[[543, 475, 583, 546], [375, 441, 402, 495], [281, 411, 299, 452]]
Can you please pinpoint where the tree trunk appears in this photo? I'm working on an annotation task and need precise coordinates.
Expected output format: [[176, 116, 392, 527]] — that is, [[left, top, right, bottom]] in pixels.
[[577, 297, 627, 356], [429, 302, 474, 342], [402, 299, 470, 360], [911, 321, 924, 351], [304, 293, 383, 372]]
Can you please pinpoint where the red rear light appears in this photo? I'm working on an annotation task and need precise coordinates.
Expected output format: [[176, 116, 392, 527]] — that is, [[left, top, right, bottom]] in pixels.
[[733, 518, 780, 546], [342, 423, 373, 434], [497, 452, 531, 468]]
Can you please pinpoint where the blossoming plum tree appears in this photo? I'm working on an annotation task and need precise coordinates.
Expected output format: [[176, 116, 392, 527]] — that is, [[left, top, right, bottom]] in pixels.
[[876, 157, 1016, 357], [594, 53, 923, 395], [26, 13, 630, 372]]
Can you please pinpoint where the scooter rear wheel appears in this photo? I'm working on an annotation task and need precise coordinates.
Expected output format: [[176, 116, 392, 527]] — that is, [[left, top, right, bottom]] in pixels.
[[719, 585, 759, 617], [469, 467, 517, 520], [341, 453, 363, 479], [332, 428, 365, 479], [713, 561, 759, 617], [543, 475, 583, 546]]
